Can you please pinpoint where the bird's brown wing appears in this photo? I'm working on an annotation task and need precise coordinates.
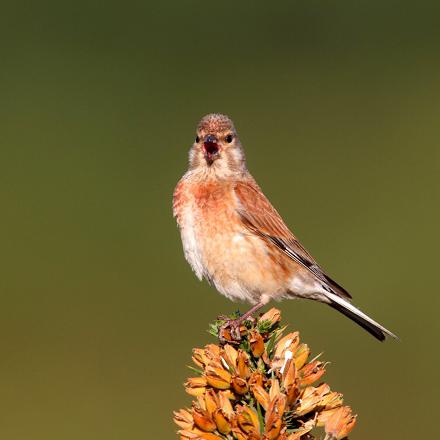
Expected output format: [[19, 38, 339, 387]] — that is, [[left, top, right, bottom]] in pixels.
[[234, 179, 352, 300]]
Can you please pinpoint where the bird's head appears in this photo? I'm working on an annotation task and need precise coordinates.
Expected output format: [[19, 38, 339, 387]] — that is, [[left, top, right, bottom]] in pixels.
[[188, 113, 246, 176]]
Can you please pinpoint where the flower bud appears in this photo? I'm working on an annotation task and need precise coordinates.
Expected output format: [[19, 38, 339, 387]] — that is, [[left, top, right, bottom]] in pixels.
[[218, 391, 234, 417], [222, 344, 238, 371], [299, 360, 325, 386], [192, 348, 208, 368], [192, 405, 216, 432], [205, 364, 231, 390], [265, 395, 286, 439], [173, 409, 194, 430], [249, 371, 264, 388], [204, 389, 218, 417], [259, 308, 281, 327], [295, 383, 331, 416], [323, 406, 357, 439], [272, 332, 300, 370], [185, 377, 207, 396], [232, 376, 248, 395], [237, 405, 260, 435], [213, 409, 232, 434], [269, 378, 280, 401], [293, 344, 310, 370], [251, 384, 270, 410], [281, 357, 296, 390], [237, 350, 251, 379], [249, 330, 265, 357]]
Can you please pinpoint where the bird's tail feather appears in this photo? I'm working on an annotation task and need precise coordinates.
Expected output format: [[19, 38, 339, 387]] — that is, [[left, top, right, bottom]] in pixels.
[[325, 291, 398, 342]]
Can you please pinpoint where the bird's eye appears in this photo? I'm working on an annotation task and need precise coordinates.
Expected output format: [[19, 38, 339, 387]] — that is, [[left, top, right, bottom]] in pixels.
[[195, 136, 200, 143], [225, 134, 233, 143]]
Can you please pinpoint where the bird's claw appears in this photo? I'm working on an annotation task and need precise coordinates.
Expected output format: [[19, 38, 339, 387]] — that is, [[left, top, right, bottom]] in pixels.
[[218, 318, 243, 344]]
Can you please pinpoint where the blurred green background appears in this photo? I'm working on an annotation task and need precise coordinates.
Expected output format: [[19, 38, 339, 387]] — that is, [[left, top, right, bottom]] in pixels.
[[0, 0, 439, 438]]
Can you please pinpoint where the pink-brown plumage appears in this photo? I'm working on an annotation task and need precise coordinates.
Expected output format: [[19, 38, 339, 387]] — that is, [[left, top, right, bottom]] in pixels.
[[173, 113, 396, 341], [174, 176, 293, 305]]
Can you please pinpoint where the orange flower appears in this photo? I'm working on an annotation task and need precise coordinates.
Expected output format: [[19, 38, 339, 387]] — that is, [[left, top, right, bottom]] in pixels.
[[174, 308, 358, 440], [295, 384, 332, 416], [259, 308, 281, 327], [249, 371, 265, 388], [205, 365, 231, 390], [249, 330, 265, 357], [281, 357, 296, 390], [272, 332, 300, 371], [322, 406, 357, 439], [203, 389, 218, 418], [217, 391, 234, 417], [236, 350, 251, 379], [299, 360, 326, 387], [174, 409, 194, 431], [264, 395, 287, 439], [251, 383, 270, 410], [185, 377, 208, 396], [192, 405, 216, 432], [179, 430, 224, 440], [293, 344, 310, 370], [222, 344, 238, 372], [237, 405, 260, 435], [212, 409, 232, 435], [231, 375, 248, 395]]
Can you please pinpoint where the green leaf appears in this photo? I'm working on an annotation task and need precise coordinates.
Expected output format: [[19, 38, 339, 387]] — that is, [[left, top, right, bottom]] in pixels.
[[187, 365, 204, 375], [256, 319, 273, 334], [256, 402, 265, 434]]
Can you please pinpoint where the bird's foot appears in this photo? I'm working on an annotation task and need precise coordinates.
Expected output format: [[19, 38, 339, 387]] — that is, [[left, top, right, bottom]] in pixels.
[[217, 313, 256, 324], [218, 318, 243, 344], [217, 315, 256, 344], [216, 304, 265, 344]]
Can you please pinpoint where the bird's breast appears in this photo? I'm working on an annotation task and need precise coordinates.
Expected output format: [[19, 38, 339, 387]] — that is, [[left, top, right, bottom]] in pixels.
[[180, 181, 242, 281], [174, 178, 294, 303]]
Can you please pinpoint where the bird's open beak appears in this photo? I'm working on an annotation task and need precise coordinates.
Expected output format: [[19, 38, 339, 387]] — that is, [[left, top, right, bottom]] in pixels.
[[203, 134, 220, 165]]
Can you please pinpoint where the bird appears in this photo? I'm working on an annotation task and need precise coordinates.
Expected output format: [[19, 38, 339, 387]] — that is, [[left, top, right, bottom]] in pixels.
[[173, 113, 397, 341]]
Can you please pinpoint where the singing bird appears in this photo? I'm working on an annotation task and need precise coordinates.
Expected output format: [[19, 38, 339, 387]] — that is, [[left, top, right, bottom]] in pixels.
[[173, 113, 396, 341]]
